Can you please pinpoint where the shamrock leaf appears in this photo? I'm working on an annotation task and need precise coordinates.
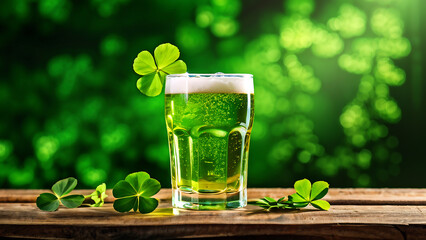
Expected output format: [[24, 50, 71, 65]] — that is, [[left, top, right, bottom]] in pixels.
[[51, 177, 78, 197], [248, 179, 330, 211], [36, 193, 60, 212], [133, 51, 156, 75], [136, 72, 165, 97], [310, 181, 330, 210], [288, 193, 309, 208], [61, 195, 85, 208], [86, 183, 108, 207], [294, 178, 312, 201], [311, 181, 329, 201], [112, 171, 161, 214], [248, 198, 276, 211], [36, 177, 85, 211], [154, 43, 180, 69], [310, 199, 330, 210], [133, 43, 187, 97], [291, 179, 330, 210]]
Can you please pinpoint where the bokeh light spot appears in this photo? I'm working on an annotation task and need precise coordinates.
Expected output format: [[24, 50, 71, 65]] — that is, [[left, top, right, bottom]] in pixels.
[[211, 0, 241, 17], [368, 123, 389, 140], [358, 75, 374, 95], [8, 161, 35, 187], [280, 17, 314, 52], [269, 140, 294, 162], [0, 140, 13, 162], [146, 144, 169, 167], [255, 87, 277, 117], [285, 0, 315, 16], [312, 28, 344, 58], [176, 23, 209, 53], [374, 98, 401, 122], [377, 37, 411, 58], [316, 157, 339, 176], [298, 150, 311, 163], [38, 0, 71, 22], [371, 8, 403, 39], [352, 38, 377, 58], [211, 17, 239, 37], [91, 0, 130, 17], [328, 4, 366, 38], [276, 98, 291, 113], [34, 135, 59, 167], [246, 35, 281, 66], [76, 153, 110, 186], [82, 168, 107, 186], [357, 149, 371, 169], [294, 93, 314, 112], [196, 6, 215, 28], [352, 134, 366, 147], [357, 174, 370, 187], [340, 104, 370, 129], [338, 54, 372, 74], [375, 58, 405, 86], [101, 123, 130, 152], [100, 35, 126, 56], [375, 83, 389, 98]]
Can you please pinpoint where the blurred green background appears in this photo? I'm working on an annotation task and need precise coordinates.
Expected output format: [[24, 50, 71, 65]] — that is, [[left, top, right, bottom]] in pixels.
[[0, 0, 424, 189]]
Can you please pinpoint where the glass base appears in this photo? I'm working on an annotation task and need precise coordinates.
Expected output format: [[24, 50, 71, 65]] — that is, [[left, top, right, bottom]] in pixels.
[[172, 188, 247, 210]]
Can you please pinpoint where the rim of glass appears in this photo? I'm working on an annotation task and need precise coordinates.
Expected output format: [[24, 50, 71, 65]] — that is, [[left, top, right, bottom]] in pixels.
[[167, 73, 253, 78]]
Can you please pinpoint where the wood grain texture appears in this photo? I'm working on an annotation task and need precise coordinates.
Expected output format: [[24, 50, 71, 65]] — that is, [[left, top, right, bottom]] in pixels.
[[0, 189, 425, 239], [1, 188, 426, 205]]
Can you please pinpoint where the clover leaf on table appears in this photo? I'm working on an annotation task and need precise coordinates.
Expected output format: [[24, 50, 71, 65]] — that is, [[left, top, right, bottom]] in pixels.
[[248, 178, 330, 211], [112, 171, 161, 214], [86, 183, 108, 207], [252, 197, 287, 211], [36, 177, 84, 211], [133, 43, 187, 97], [288, 179, 330, 210]]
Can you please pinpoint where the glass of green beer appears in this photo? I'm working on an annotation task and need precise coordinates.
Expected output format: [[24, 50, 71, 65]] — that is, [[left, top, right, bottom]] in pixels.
[[165, 73, 254, 210]]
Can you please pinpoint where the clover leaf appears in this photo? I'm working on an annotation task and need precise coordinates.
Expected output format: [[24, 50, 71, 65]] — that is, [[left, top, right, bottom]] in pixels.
[[86, 183, 108, 207], [250, 197, 291, 211], [289, 179, 330, 210], [133, 43, 187, 97], [112, 171, 161, 214], [36, 177, 84, 211], [248, 178, 330, 211], [36, 193, 60, 211]]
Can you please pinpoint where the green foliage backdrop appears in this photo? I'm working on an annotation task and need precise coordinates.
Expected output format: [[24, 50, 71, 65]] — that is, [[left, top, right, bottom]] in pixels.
[[0, 0, 424, 189]]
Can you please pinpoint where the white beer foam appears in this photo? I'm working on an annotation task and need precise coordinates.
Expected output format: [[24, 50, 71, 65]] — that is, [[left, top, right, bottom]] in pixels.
[[165, 74, 254, 94]]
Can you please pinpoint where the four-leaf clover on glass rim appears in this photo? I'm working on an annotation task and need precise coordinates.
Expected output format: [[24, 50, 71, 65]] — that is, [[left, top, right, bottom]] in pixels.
[[133, 43, 187, 97], [112, 171, 161, 214]]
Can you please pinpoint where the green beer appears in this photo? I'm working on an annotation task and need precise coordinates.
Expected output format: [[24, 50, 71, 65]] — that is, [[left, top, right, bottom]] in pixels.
[[165, 74, 254, 209]]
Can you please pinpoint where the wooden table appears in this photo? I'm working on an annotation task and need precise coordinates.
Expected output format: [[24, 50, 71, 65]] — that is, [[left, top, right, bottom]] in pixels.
[[0, 189, 425, 239]]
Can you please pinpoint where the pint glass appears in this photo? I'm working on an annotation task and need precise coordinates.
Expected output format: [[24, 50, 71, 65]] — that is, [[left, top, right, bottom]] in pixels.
[[165, 73, 254, 210]]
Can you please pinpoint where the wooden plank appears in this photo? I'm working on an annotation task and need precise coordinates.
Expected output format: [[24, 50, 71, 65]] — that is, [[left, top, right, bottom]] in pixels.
[[0, 189, 425, 239], [0, 203, 425, 226], [2, 223, 423, 239], [1, 188, 426, 205], [0, 203, 425, 239]]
